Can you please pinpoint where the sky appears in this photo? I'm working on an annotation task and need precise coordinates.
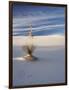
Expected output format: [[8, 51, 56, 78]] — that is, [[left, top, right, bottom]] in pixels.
[[13, 3, 65, 36]]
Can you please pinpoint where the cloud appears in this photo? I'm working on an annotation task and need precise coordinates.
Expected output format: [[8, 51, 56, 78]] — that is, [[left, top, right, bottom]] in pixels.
[[13, 24, 64, 32], [13, 14, 64, 28], [13, 13, 65, 36]]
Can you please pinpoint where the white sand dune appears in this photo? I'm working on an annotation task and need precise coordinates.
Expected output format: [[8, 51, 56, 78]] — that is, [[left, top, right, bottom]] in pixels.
[[13, 35, 65, 87], [13, 57, 25, 61], [13, 35, 65, 46]]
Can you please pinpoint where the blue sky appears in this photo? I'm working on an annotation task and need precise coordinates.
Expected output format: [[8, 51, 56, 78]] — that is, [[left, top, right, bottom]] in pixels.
[[13, 3, 65, 36]]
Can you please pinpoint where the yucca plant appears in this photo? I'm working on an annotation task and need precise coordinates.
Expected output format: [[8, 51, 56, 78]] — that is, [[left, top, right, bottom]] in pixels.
[[22, 24, 36, 60]]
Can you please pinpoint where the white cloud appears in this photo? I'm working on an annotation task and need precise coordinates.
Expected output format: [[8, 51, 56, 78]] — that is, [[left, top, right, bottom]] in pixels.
[[13, 24, 64, 34], [13, 13, 65, 36], [13, 14, 64, 28]]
